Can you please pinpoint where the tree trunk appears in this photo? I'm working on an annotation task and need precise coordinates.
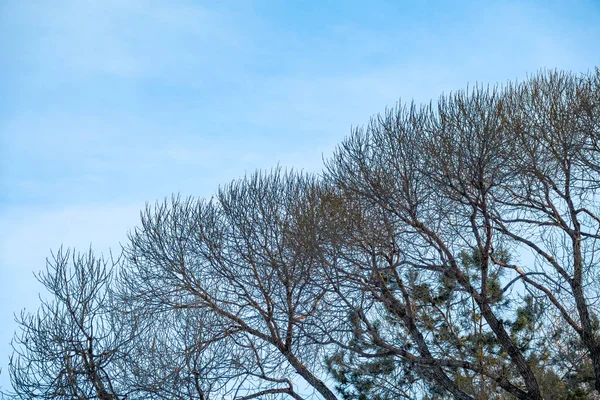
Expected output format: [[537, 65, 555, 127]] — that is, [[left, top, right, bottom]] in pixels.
[[282, 348, 338, 400]]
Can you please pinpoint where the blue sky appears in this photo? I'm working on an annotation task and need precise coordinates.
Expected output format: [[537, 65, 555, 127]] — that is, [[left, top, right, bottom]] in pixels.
[[1, 0, 600, 391]]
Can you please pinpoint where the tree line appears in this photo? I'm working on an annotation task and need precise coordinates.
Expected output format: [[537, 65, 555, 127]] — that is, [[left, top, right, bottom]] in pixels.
[[4, 68, 600, 399]]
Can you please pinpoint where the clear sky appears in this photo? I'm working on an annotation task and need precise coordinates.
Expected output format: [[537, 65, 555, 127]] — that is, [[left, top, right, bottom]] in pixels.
[[1, 0, 599, 392]]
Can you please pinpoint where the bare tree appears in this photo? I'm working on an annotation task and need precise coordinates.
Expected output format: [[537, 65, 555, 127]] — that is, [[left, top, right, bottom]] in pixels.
[[119, 171, 337, 400], [321, 68, 600, 399], [7, 248, 134, 399], [495, 68, 600, 392], [322, 100, 535, 399]]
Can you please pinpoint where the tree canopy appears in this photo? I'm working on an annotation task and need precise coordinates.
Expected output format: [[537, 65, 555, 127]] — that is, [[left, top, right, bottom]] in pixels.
[[5, 68, 600, 399]]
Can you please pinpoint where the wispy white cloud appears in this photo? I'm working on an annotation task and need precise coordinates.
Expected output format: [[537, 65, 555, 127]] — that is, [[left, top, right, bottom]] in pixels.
[[8, 0, 245, 81]]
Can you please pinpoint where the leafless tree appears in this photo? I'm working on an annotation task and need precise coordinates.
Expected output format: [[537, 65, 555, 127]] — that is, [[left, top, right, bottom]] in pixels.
[[496, 68, 600, 392], [6, 248, 135, 399], [119, 171, 338, 400], [320, 68, 600, 399]]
